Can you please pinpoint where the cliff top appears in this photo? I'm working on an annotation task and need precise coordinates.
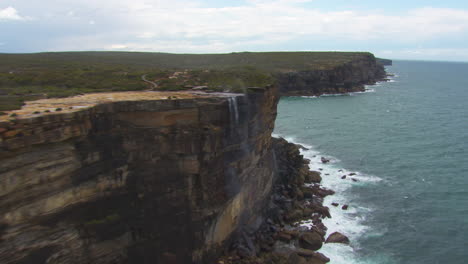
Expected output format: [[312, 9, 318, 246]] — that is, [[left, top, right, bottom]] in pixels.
[[0, 91, 228, 123], [0, 51, 383, 112]]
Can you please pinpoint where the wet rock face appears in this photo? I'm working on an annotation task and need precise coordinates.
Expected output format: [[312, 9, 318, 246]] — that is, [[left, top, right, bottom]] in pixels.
[[0, 87, 279, 264], [275, 54, 387, 96]]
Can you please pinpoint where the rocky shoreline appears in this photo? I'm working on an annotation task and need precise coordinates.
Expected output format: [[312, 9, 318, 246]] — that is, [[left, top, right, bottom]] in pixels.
[[216, 138, 349, 264]]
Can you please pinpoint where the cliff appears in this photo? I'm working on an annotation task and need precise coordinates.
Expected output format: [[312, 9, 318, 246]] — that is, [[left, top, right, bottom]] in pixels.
[[377, 58, 393, 66], [275, 53, 388, 96], [0, 88, 279, 264]]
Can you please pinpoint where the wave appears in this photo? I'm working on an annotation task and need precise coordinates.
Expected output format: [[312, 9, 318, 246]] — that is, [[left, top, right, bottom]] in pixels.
[[272, 134, 381, 264], [351, 88, 375, 95]]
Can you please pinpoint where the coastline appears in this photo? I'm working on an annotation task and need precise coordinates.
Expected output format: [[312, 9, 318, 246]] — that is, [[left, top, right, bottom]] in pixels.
[[216, 72, 393, 263], [217, 137, 342, 264]]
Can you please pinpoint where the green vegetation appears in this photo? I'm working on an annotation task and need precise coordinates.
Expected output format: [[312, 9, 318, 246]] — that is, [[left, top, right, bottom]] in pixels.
[[0, 51, 374, 111]]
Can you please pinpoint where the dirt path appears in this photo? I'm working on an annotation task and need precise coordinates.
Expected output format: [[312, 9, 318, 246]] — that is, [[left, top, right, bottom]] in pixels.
[[141, 74, 158, 89]]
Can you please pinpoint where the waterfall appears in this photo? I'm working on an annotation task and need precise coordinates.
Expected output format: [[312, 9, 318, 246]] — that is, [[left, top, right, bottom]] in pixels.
[[228, 97, 239, 125]]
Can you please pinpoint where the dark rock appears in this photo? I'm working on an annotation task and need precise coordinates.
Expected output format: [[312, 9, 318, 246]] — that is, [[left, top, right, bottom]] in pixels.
[[295, 188, 304, 200], [342, 205, 349, 210], [314, 187, 335, 198], [288, 253, 310, 264], [349, 173, 356, 176], [237, 245, 254, 258], [302, 208, 314, 217], [331, 203, 339, 207], [320, 157, 330, 164], [304, 171, 322, 183], [299, 231, 324, 251], [325, 232, 350, 244], [296, 144, 309, 151], [161, 252, 178, 264], [319, 206, 332, 218], [277, 232, 293, 242], [341, 175, 346, 179], [295, 248, 330, 263], [282, 229, 300, 238], [285, 209, 304, 222], [351, 178, 358, 182], [311, 226, 327, 238]]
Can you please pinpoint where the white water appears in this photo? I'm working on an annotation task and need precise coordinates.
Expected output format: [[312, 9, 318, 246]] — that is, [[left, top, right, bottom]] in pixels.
[[299, 88, 377, 99]]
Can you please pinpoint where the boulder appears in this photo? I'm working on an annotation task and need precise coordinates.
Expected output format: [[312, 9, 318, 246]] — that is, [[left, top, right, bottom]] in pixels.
[[341, 175, 346, 179], [305, 171, 322, 183], [295, 248, 330, 263], [320, 157, 330, 164], [303, 208, 315, 217], [314, 187, 335, 198], [282, 229, 300, 238], [311, 226, 326, 238], [341, 205, 349, 210], [285, 209, 304, 222], [288, 253, 310, 264], [331, 202, 339, 207], [299, 231, 324, 250], [325, 232, 350, 244], [277, 232, 293, 242]]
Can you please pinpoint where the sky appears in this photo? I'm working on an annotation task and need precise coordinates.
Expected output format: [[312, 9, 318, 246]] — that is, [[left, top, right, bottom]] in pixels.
[[1, 0, 468, 61]]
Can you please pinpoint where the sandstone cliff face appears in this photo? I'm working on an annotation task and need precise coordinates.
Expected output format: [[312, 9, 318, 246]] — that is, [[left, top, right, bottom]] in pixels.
[[0, 88, 279, 264], [275, 53, 387, 96]]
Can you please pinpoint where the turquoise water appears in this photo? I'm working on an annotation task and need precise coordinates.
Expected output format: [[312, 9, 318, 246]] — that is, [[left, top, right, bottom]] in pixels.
[[274, 61, 468, 264]]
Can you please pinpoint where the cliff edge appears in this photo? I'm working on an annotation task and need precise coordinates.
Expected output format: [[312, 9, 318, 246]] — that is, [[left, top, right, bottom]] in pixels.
[[0, 88, 279, 264]]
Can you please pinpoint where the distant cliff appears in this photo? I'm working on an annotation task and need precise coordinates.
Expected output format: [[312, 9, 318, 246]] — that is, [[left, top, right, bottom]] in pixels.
[[0, 89, 279, 264], [377, 58, 393, 66], [275, 53, 388, 96]]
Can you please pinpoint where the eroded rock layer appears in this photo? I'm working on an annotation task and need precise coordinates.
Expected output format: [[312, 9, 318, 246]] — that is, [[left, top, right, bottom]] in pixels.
[[0, 88, 279, 264]]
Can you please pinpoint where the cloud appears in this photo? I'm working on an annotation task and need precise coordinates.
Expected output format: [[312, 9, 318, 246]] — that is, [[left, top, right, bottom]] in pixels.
[[66, 2, 467, 51], [3, 0, 468, 60], [380, 48, 468, 61], [0, 6, 27, 21]]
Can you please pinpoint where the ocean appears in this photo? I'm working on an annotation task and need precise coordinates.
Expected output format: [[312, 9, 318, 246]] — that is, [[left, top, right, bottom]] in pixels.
[[273, 60, 468, 264]]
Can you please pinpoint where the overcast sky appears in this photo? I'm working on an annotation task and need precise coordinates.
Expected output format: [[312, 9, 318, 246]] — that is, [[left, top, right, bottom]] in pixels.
[[1, 0, 468, 61]]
